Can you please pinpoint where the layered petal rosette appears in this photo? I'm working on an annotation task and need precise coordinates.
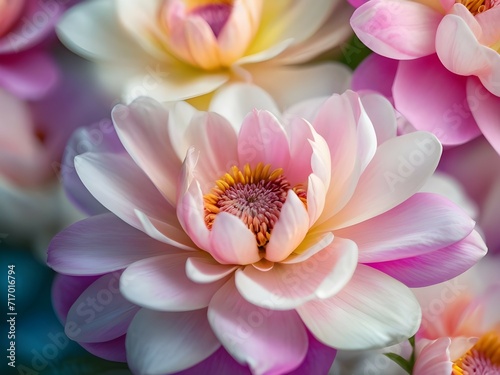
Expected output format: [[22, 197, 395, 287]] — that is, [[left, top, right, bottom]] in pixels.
[[56, 0, 353, 103], [351, 0, 500, 151], [48, 87, 486, 374]]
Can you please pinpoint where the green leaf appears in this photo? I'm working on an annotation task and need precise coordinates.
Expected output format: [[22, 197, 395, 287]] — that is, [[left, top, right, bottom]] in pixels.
[[383, 353, 413, 374]]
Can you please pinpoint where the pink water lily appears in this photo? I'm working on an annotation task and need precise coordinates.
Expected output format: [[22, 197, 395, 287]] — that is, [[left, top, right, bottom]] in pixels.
[[48, 86, 486, 374], [351, 0, 500, 152]]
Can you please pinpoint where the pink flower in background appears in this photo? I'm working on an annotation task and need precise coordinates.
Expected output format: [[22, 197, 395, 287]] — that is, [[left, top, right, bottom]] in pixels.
[[0, 0, 72, 99], [56, 0, 354, 103], [0, 47, 111, 253], [48, 85, 486, 374], [412, 257, 500, 374], [350, 0, 500, 152]]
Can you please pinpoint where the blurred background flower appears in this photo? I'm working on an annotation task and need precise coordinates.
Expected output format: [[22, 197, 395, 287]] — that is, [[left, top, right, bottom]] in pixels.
[[56, 0, 354, 105]]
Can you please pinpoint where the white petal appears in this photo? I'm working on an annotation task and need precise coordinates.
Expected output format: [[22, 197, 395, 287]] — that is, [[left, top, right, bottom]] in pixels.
[[57, 0, 142, 61], [186, 257, 238, 284], [127, 308, 220, 375], [265, 191, 309, 262], [297, 264, 421, 350], [120, 254, 228, 311], [331, 131, 442, 229], [209, 212, 261, 265], [74, 152, 171, 231], [209, 83, 281, 129]]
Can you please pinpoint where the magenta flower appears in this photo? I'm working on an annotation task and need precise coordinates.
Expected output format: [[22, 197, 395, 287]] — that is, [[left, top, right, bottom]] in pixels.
[[49, 86, 486, 374], [0, 0, 72, 99], [350, 0, 500, 151]]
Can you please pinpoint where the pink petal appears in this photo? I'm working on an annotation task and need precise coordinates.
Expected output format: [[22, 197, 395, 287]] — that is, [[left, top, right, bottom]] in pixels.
[[186, 257, 238, 283], [330, 131, 442, 230], [176, 150, 212, 251], [413, 338, 453, 375], [81, 336, 127, 362], [217, 0, 260, 65], [65, 272, 140, 343], [237, 109, 290, 169], [265, 191, 310, 262], [48, 213, 173, 276], [175, 346, 251, 375], [313, 91, 376, 219], [351, 0, 441, 59], [208, 280, 308, 374], [0, 51, 58, 100], [112, 97, 182, 206], [284, 116, 316, 186], [61, 121, 125, 216], [351, 53, 399, 101], [297, 264, 421, 350], [348, 0, 368, 8], [120, 253, 228, 311], [436, 11, 500, 96], [393, 54, 481, 145], [475, 7, 500, 46], [467, 77, 500, 155], [74, 152, 171, 231], [183, 111, 239, 189], [236, 237, 358, 309], [336, 193, 476, 263], [368, 230, 487, 287], [0, 0, 62, 53], [209, 212, 261, 265], [287, 330, 337, 375], [52, 274, 100, 323], [184, 17, 221, 70], [0, 88, 35, 154], [127, 308, 220, 374]]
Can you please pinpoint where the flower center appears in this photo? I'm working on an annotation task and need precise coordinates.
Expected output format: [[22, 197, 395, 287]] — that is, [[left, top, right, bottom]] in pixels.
[[458, 0, 500, 14], [203, 163, 307, 248], [187, 0, 233, 37], [452, 331, 500, 374]]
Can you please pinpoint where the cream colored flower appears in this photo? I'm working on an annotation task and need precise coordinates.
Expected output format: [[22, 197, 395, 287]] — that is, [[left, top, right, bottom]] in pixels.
[[57, 0, 353, 103]]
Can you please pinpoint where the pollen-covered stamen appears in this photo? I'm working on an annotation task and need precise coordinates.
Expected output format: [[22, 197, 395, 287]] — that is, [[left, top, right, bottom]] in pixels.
[[459, 0, 500, 14], [452, 331, 500, 374], [188, 0, 233, 37], [204, 163, 307, 248]]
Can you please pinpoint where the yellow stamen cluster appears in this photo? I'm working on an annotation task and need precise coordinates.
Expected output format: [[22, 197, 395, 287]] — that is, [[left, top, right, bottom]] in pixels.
[[203, 163, 307, 248], [452, 331, 500, 374], [459, 0, 488, 14]]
